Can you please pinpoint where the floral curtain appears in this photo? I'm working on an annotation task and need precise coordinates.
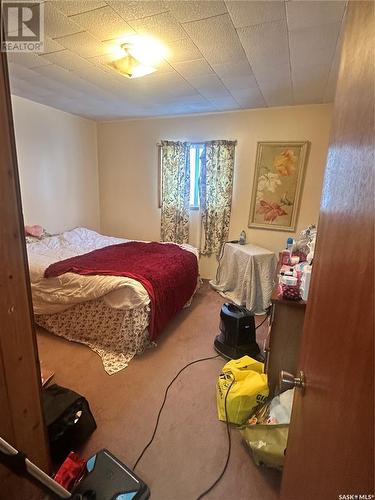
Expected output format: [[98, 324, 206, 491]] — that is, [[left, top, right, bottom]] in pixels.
[[160, 140, 190, 244], [200, 140, 236, 256]]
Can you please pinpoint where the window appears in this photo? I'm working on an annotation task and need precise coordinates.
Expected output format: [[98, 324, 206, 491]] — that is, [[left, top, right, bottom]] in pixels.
[[189, 144, 204, 209], [158, 143, 204, 209]]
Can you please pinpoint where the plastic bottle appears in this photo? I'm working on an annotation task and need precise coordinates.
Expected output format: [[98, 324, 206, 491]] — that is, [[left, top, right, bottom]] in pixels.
[[239, 230, 246, 245]]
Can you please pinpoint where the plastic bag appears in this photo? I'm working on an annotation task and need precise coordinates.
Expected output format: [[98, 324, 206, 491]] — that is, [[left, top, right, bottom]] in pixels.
[[239, 424, 288, 470], [216, 356, 269, 425], [239, 388, 295, 469]]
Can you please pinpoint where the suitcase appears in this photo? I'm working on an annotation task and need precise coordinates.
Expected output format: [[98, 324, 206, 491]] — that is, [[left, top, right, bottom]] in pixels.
[[72, 449, 150, 499]]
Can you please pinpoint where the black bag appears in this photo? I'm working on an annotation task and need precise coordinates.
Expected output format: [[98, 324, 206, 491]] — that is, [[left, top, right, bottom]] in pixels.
[[42, 384, 97, 463]]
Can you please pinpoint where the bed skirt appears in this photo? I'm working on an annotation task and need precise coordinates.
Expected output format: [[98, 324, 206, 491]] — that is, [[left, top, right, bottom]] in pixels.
[[36, 299, 154, 375]]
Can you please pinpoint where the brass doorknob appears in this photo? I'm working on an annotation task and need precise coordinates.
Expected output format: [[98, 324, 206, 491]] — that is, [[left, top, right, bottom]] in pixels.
[[279, 370, 306, 394]]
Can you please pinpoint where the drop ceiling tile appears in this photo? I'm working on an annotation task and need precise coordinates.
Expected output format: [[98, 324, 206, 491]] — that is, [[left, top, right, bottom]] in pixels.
[[133, 71, 197, 98], [212, 60, 258, 89], [220, 73, 258, 91], [147, 94, 210, 110], [166, 38, 202, 63], [212, 58, 253, 77], [7, 52, 51, 69], [8, 63, 84, 99], [292, 65, 329, 104], [254, 61, 291, 85], [183, 14, 246, 65], [168, 1, 227, 23], [187, 74, 232, 99], [154, 59, 175, 74], [73, 64, 118, 85], [286, 0, 346, 31], [32, 63, 95, 92], [51, 0, 107, 16], [212, 59, 263, 92], [247, 61, 292, 105], [172, 59, 213, 79], [206, 94, 239, 109], [108, 1, 168, 21], [226, 1, 285, 28], [230, 87, 266, 108], [8, 62, 40, 82], [43, 35, 66, 54], [44, 2, 82, 38], [70, 6, 135, 42], [81, 77, 136, 101], [10, 76, 55, 98], [154, 101, 216, 116], [237, 20, 290, 68], [40, 95, 86, 115], [57, 31, 111, 57], [231, 81, 258, 97], [324, 58, 340, 103], [261, 81, 293, 106], [128, 12, 186, 42], [40, 50, 95, 72], [289, 23, 341, 69], [237, 19, 292, 105], [294, 82, 324, 105], [87, 53, 114, 67], [323, 29, 343, 102], [131, 78, 171, 98]]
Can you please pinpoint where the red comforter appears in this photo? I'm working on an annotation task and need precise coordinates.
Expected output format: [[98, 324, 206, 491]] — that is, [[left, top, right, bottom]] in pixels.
[[44, 242, 198, 340]]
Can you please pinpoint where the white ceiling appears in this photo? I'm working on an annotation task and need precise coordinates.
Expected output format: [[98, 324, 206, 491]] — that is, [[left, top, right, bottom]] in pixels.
[[8, 0, 346, 120]]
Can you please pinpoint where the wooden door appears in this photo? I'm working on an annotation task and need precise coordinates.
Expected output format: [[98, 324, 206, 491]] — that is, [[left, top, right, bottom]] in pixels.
[[0, 49, 50, 497], [281, 2, 374, 498]]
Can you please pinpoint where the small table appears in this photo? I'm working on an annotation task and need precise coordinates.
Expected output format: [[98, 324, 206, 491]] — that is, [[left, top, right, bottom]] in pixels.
[[210, 243, 277, 314]]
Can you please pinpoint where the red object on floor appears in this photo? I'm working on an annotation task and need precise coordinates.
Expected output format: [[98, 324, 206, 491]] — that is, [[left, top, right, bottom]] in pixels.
[[54, 452, 86, 491], [44, 242, 198, 340]]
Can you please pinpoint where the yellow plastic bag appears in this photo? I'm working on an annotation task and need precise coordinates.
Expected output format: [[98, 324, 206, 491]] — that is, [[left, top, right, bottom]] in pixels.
[[240, 424, 288, 470], [217, 356, 269, 425]]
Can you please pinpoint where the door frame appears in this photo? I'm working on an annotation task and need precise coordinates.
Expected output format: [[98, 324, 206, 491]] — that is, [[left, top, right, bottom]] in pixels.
[[0, 48, 50, 497]]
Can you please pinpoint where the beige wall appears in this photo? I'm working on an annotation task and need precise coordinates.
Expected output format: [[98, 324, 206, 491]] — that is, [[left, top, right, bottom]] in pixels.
[[11, 95, 100, 234], [98, 104, 333, 279]]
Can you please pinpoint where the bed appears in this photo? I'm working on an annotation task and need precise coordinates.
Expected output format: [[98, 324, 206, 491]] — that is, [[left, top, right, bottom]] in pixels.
[[27, 227, 199, 374]]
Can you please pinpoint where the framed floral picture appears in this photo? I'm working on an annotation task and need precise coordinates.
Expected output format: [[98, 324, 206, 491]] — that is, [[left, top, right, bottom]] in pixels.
[[248, 141, 310, 231]]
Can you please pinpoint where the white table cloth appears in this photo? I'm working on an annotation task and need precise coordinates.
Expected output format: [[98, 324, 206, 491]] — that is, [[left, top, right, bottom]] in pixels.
[[210, 243, 277, 314]]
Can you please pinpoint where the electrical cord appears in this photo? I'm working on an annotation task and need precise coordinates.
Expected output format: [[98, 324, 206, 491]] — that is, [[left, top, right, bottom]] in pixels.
[[196, 377, 235, 500], [255, 314, 269, 330], [133, 354, 220, 471], [133, 316, 265, 495]]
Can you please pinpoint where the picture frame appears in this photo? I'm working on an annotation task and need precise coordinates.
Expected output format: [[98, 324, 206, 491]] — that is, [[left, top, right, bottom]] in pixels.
[[248, 141, 310, 232]]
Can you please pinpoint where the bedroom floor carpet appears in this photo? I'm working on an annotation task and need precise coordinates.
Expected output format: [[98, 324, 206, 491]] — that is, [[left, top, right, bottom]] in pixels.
[[37, 281, 282, 500]]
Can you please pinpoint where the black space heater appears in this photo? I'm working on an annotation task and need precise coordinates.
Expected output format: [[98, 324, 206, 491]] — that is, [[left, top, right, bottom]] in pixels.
[[214, 303, 262, 361]]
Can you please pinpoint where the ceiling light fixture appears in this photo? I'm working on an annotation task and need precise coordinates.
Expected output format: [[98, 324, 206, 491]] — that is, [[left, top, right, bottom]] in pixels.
[[108, 43, 156, 79], [107, 37, 168, 79]]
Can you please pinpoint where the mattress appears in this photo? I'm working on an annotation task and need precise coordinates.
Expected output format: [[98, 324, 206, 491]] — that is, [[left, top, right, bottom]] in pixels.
[[28, 227, 199, 374], [27, 227, 198, 315]]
